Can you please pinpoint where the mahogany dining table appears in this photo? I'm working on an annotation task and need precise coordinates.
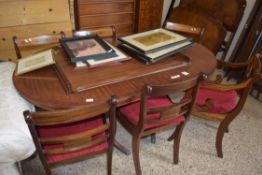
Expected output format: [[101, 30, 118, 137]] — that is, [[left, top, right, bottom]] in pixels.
[[13, 43, 216, 155], [13, 43, 216, 112]]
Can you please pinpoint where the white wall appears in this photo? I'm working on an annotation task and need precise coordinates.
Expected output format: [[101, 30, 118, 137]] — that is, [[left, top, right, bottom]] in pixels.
[[225, 0, 256, 60], [161, 0, 180, 24], [161, 0, 257, 60]]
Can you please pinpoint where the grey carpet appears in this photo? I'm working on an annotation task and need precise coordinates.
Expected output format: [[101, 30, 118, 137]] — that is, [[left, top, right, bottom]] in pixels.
[[22, 96, 262, 175]]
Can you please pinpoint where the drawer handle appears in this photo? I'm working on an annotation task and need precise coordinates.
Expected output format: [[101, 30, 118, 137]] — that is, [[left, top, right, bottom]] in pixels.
[[2, 38, 6, 41], [49, 8, 53, 12]]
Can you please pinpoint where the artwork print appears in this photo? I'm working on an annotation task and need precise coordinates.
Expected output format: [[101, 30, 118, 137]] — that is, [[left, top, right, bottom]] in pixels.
[[133, 31, 176, 47], [66, 39, 106, 58]]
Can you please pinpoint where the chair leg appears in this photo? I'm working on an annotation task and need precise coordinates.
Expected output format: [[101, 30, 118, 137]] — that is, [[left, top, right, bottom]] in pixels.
[[173, 124, 185, 164], [216, 123, 227, 158], [132, 135, 142, 175], [225, 126, 229, 133], [39, 157, 52, 175], [43, 166, 52, 175], [107, 146, 113, 175], [150, 133, 156, 144]]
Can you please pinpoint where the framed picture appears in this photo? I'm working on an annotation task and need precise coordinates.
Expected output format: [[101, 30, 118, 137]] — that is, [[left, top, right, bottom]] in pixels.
[[16, 49, 55, 75], [60, 35, 117, 63], [118, 29, 192, 54], [119, 41, 193, 64]]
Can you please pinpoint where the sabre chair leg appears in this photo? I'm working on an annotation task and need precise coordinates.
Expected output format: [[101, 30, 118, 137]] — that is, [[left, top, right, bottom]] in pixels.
[[225, 126, 229, 133], [43, 166, 52, 175], [107, 147, 113, 175], [216, 123, 227, 158], [132, 135, 142, 175], [173, 124, 185, 164]]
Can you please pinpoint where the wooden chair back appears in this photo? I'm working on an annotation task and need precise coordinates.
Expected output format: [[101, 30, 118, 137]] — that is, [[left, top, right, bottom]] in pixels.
[[138, 73, 205, 133], [164, 21, 205, 42], [179, 0, 246, 32], [234, 55, 262, 108], [178, 0, 246, 60], [74, 26, 116, 43], [167, 7, 226, 54], [245, 54, 262, 80], [24, 96, 117, 172], [13, 32, 65, 59]]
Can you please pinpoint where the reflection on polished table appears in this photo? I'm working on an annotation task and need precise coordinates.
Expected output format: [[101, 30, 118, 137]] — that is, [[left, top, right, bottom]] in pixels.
[[13, 43, 216, 112]]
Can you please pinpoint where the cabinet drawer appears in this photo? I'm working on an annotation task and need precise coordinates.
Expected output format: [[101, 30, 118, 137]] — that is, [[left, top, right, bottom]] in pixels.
[[0, 0, 70, 27], [79, 13, 134, 28], [0, 22, 72, 60], [78, 2, 134, 15], [0, 1, 24, 27], [78, 0, 134, 3], [0, 22, 72, 49], [0, 50, 16, 61]]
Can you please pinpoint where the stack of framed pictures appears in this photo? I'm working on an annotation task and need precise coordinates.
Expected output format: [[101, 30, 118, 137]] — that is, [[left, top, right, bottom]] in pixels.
[[118, 28, 193, 64], [60, 34, 130, 68]]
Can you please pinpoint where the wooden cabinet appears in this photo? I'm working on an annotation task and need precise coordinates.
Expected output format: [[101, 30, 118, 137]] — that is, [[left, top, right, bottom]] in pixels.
[[74, 0, 164, 35], [0, 0, 72, 61], [75, 0, 136, 36], [136, 0, 164, 32]]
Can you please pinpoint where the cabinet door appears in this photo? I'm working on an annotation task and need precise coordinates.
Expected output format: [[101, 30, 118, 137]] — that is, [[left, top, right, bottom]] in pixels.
[[0, 0, 70, 27], [136, 0, 164, 32]]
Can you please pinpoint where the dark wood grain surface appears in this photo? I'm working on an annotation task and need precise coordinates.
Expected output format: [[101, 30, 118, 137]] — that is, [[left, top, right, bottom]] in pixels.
[[75, 0, 136, 36], [13, 43, 216, 110], [55, 51, 191, 93]]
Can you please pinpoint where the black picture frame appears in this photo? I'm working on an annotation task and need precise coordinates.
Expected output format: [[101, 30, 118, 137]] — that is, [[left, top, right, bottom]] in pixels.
[[60, 35, 117, 63], [118, 42, 193, 64], [118, 29, 192, 54]]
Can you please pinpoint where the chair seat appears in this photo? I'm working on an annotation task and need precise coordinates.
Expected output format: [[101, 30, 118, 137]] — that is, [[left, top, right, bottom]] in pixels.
[[196, 88, 238, 113], [46, 142, 108, 164], [37, 116, 108, 164], [119, 96, 186, 129]]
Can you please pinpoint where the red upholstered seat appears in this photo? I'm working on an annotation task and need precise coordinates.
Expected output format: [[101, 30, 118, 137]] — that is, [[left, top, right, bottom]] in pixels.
[[196, 88, 238, 113], [119, 96, 186, 129], [37, 116, 108, 164]]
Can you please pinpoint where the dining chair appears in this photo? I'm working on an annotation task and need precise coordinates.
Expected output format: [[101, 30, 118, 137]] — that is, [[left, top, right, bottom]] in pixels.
[[164, 21, 205, 43], [192, 54, 262, 158], [165, 6, 227, 54], [12, 32, 65, 59], [73, 25, 132, 154], [149, 22, 202, 143], [178, 0, 246, 61], [74, 26, 117, 44], [117, 73, 205, 175], [23, 96, 117, 175]]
